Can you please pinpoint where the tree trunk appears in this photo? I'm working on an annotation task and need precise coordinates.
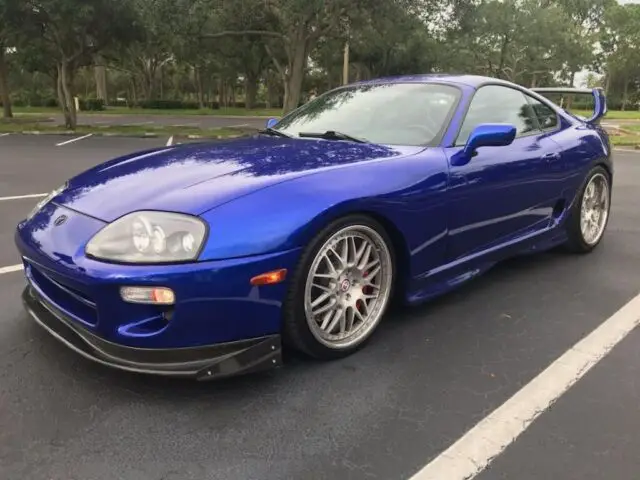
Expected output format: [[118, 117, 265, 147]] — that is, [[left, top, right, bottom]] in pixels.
[[282, 40, 308, 113], [0, 45, 12, 118], [195, 66, 205, 108], [244, 73, 258, 109], [56, 66, 69, 124], [622, 76, 629, 111], [229, 81, 236, 106], [497, 34, 510, 79], [282, 76, 290, 112], [58, 61, 77, 129], [130, 76, 138, 106], [218, 78, 225, 107], [142, 59, 157, 100], [265, 74, 272, 109], [265, 72, 280, 109], [94, 63, 108, 104]]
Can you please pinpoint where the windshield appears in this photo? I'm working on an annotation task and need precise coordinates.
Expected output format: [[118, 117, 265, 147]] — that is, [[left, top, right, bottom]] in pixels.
[[273, 82, 461, 146]]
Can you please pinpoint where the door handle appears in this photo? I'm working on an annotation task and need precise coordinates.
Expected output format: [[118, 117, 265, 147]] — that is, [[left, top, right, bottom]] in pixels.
[[542, 153, 560, 162]]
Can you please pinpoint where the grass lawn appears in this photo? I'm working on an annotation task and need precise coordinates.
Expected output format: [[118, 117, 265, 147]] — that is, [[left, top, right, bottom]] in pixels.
[[13, 106, 283, 118], [610, 135, 640, 147], [571, 109, 640, 120], [0, 120, 245, 139], [618, 124, 640, 132], [4, 110, 640, 146], [603, 124, 640, 146], [12, 104, 640, 121]]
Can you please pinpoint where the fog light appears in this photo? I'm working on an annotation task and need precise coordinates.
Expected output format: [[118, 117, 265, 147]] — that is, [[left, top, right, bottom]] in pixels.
[[120, 286, 175, 305]]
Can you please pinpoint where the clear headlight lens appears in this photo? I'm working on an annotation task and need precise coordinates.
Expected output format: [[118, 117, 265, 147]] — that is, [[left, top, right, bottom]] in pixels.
[[27, 183, 67, 219], [86, 211, 207, 264]]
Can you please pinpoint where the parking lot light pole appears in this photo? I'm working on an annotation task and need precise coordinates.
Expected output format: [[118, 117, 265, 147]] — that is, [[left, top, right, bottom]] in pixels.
[[342, 17, 350, 86], [343, 40, 349, 85]]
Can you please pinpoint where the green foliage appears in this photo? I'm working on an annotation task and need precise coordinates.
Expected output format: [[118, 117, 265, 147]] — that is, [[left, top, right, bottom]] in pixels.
[[135, 99, 201, 110], [79, 98, 105, 111], [3, 0, 640, 121], [599, 2, 640, 108]]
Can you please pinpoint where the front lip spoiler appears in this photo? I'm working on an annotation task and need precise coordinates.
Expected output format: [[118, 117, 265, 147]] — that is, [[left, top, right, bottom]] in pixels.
[[22, 286, 283, 381]]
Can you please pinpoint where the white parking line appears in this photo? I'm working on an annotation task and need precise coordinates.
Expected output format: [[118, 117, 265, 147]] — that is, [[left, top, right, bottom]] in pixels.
[[0, 193, 47, 202], [0, 133, 10, 138], [227, 123, 250, 128], [166, 136, 174, 146], [56, 133, 93, 147], [0, 264, 22, 275], [407, 291, 640, 480]]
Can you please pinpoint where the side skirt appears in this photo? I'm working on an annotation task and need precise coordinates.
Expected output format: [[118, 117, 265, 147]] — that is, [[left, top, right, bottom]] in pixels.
[[404, 224, 568, 306]]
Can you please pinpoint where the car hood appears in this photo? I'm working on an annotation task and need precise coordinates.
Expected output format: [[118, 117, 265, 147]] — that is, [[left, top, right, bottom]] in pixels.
[[52, 136, 422, 222]]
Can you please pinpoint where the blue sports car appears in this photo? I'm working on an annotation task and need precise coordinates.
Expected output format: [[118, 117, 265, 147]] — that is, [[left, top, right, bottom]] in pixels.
[[15, 75, 612, 380]]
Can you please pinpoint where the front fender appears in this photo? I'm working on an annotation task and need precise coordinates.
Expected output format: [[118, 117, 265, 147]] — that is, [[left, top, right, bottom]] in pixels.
[[197, 150, 450, 270]]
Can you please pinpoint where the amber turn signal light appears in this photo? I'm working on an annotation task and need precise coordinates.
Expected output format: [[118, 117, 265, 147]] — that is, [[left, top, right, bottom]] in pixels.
[[250, 269, 287, 286]]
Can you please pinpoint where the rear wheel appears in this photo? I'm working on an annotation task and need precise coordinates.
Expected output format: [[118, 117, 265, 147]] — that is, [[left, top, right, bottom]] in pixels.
[[564, 166, 611, 253], [283, 215, 395, 359]]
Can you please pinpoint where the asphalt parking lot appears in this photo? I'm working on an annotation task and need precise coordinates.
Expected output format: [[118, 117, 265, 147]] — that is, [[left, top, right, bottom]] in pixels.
[[1, 133, 640, 480]]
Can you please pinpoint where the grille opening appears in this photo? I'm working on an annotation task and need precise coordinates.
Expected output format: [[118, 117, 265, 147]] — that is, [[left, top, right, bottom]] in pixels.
[[27, 264, 98, 327]]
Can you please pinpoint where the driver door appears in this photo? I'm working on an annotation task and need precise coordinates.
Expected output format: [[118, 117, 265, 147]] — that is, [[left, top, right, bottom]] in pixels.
[[444, 84, 562, 262]]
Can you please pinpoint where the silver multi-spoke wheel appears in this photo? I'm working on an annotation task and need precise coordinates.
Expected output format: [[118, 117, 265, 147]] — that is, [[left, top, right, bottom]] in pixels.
[[579, 173, 609, 246], [303, 225, 393, 350]]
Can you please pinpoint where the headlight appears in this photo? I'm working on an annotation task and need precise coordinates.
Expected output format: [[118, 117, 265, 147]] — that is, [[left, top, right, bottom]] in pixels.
[[28, 183, 67, 219], [85, 211, 207, 264]]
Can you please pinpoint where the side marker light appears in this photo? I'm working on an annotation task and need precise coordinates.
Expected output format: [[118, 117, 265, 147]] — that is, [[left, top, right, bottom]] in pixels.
[[250, 269, 288, 286]]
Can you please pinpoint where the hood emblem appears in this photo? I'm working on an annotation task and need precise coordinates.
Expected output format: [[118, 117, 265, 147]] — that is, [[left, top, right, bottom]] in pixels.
[[54, 215, 68, 226]]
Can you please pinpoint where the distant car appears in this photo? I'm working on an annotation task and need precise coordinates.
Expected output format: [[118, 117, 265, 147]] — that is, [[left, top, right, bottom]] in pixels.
[[15, 75, 612, 380]]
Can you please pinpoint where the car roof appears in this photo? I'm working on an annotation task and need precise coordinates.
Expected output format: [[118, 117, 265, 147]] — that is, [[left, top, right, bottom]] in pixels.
[[351, 74, 520, 90]]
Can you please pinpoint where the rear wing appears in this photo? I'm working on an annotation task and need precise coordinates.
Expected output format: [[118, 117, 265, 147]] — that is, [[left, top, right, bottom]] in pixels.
[[531, 87, 607, 124]]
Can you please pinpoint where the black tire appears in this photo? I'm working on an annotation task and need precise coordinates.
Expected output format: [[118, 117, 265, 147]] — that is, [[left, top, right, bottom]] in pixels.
[[282, 214, 396, 360], [563, 165, 611, 254]]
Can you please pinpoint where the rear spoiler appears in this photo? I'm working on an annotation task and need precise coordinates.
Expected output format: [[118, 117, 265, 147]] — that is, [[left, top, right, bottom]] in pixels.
[[531, 87, 607, 124]]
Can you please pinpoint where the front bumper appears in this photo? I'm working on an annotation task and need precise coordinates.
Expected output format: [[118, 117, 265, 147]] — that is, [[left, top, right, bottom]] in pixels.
[[23, 285, 283, 380], [15, 202, 301, 349]]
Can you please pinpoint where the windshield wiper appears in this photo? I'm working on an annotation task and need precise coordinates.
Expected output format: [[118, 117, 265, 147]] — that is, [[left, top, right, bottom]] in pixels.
[[258, 127, 292, 138], [298, 130, 369, 143]]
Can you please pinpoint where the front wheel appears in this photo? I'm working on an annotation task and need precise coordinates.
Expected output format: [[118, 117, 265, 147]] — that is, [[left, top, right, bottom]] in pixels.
[[283, 215, 395, 360], [564, 166, 611, 253]]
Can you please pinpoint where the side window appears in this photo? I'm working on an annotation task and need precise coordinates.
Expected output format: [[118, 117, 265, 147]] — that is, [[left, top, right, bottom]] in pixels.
[[527, 96, 558, 131], [456, 85, 540, 146]]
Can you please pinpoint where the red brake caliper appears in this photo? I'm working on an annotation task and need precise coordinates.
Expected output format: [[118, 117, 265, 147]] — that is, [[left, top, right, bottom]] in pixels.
[[359, 270, 372, 313]]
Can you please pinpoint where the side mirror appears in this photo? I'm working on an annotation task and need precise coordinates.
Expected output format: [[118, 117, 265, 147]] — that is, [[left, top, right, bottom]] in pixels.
[[266, 118, 279, 129], [462, 123, 516, 158]]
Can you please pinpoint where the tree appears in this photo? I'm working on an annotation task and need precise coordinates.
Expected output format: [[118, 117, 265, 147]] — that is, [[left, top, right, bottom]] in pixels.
[[0, 0, 29, 118], [116, 0, 181, 103], [25, 0, 141, 128], [600, 2, 640, 108], [2, 0, 625, 118], [205, 0, 382, 113]]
